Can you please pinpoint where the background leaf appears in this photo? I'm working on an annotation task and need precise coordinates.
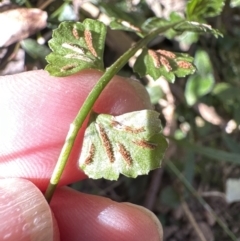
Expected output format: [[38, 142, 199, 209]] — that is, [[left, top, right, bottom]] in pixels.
[[146, 85, 164, 105], [79, 110, 168, 180], [21, 38, 50, 64], [212, 83, 240, 124], [185, 50, 214, 105], [45, 19, 106, 76], [186, 0, 226, 21], [97, 2, 146, 25], [141, 12, 183, 38], [230, 0, 240, 7], [159, 186, 180, 208]]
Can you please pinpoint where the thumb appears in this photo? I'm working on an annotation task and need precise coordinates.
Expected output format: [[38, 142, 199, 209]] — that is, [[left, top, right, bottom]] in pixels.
[[0, 178, 59, 241]]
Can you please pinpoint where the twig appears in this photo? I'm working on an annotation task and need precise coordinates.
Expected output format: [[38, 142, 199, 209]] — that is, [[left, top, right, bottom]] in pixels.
[[181, 200, 207, 241], [167, 160, 238, 241], [38, 0, 54, 10], [143, 78, 177, 209], [143, 168, 164, 209]]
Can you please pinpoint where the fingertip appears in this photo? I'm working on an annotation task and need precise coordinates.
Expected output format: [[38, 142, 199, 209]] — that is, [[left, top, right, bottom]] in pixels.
[[0, 178, 59, 241], [94, 75, 152, 114], [123, 202, 163, 240], [51, 187, 162, 241]]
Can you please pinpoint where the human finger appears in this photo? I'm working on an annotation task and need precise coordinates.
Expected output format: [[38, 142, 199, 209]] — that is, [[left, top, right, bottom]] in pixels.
[[0, 178, 60, 241], [0, 70, 151, 190], [51, 186, 163, 241]]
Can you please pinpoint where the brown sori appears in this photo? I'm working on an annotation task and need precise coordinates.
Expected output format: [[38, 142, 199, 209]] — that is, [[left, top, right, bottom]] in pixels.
[[133, 140, 157, 150], [124, 126, 145, 134], [61, 63, 77, 72], [177, 60, 193, 69], [84, 30, 97, 57], [156, 49, 176, 59], [118, 142, 133, 166], [72, 28, 80, 39], [98, 124, 115, 163], [148, 49, 161, 68], [159, 55, 172, 72], [84, 143, 95, 165], [111, 120, 145, 134]]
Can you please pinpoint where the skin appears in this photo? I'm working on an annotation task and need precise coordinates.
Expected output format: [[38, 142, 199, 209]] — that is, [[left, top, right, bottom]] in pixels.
[[0, 69, 163, 241]]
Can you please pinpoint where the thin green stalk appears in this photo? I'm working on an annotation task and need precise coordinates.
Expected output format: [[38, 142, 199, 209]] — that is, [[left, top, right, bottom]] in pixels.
[[172, 138, 240, 165], [167, 160, 237, 241], [45, 21, 183, 202]]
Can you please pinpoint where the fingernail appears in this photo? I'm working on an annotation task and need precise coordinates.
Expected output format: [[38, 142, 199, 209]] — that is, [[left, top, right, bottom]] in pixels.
[[124, 202, 163, 240], [0, 178, 54, 241]]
